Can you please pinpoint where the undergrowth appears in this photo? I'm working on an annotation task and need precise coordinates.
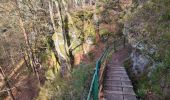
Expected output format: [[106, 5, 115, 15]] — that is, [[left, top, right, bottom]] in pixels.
[[124, 53, 170, 100], [37, 63, 94, 100]]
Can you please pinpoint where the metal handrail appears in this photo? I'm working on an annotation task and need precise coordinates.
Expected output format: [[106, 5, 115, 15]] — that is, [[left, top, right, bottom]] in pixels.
[[87, 46, 109, 100], [87, 36, 126, 100]]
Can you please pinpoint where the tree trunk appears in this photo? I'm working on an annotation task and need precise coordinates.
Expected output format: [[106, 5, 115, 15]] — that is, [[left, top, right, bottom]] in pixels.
[[94, 0, 100, 43], [0, 67, 15, 100], [14, 0, 40, 85]]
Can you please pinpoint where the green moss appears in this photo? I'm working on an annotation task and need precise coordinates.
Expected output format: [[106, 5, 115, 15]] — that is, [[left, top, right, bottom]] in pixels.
[[100, 28, 109, 35]]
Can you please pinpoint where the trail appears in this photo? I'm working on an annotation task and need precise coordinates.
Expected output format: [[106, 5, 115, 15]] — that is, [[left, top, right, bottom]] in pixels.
[[103, 47, 136, 100]]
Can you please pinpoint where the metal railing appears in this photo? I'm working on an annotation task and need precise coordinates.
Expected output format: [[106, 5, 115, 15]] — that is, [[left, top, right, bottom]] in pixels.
[[87, 36, 127, 100]]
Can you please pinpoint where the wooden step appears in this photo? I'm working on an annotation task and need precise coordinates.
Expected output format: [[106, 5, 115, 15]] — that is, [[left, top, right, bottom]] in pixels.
[[104, 89, 136, 95], [104, 81, 132, 87], [106, 76, 129, 79], [107, 66, 124, 69], [106, 71, 127, 74], [102, 46, 136, 100], [104, 93, 137, 100], [106, 73, 128, 77], [106, 68, 126, 71], [104, 94, 123, 100], [105, 76, 130, 81], [104, 77, 130, 82], [123, 94, 137, 100], [104, 84, 133, 88], [104, 86, 122, 91]]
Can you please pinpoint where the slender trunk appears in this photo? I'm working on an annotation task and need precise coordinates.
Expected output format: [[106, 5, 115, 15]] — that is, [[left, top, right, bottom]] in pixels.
[[94, 0, 100, 42], [82, 13, 85, 54], [14, 0, 40, 85], [0, 67, 15, 100]]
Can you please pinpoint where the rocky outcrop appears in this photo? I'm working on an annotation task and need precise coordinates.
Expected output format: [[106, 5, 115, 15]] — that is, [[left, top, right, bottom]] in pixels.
[[130, 49, 149, 75], [123, 22, 156, 76]]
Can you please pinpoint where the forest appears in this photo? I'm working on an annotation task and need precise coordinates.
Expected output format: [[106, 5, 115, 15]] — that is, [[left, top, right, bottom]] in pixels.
[[0, 0, 170, 100]]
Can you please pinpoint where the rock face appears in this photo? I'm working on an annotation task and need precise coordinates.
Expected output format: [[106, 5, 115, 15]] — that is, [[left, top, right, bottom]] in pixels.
[[123, 23, 155, 76], [130, 49, 149, 75]]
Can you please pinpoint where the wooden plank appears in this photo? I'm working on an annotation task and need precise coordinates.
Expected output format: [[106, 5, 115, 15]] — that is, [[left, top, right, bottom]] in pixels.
[[123, 87, 135, 95], [107, 72, 127, 75], [104, 90, 136, 95], [105, 79, 131, 82], [105, 80, 121, 85], [106, 76, 129, 79], [106, 73, 128, 77], [104, 86, 122, 91], [106, 69, 126, 71], [107, 70, 126, 73], [105, 76, 121, 80], [107, 67, 125, 70], [106, 76, 130, 81], [108, 66, 124, 69], [104, 94, 123, 100], [121, 77, 130, 81], [122, 81, 132, 86], [104, 84, 133, 88], [124, 95, 137, 100]]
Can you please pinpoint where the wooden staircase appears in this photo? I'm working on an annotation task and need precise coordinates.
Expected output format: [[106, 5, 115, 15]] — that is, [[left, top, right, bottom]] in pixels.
[[102, 47, 136, 100]]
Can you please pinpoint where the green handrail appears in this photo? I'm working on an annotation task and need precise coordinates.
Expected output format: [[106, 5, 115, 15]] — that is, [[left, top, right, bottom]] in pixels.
[[87, 36, 126, 100], [87, 46, 109, 100]]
